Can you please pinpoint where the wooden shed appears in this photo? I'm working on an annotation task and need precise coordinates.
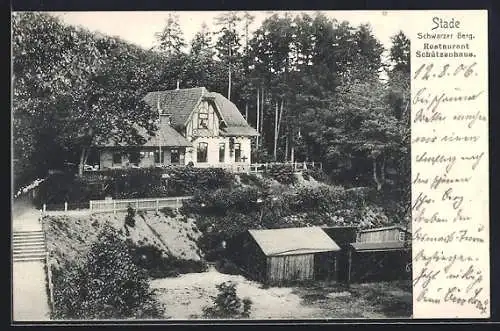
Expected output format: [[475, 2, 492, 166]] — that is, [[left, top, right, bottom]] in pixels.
[[347, 225, 411, 283], [321, 226, 358, 282], [230, 227, 341, 285], [356, 225, 410, 243]]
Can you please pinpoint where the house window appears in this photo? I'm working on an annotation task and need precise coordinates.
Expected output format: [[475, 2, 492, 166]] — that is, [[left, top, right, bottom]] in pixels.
[[399, 231, 405, 242], [129, 151, 141, 166], [112, 152, 122, 165], [197, 142, 208, 163], [154, 150, 164, 164], [198, 112, 209, 129], [171, 149, 180, 164], [234, 143, 241, 162], [219, 143, 225, 163]]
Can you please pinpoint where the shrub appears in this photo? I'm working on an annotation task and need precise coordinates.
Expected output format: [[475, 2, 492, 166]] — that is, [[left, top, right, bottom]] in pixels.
[[202, 281, 252, 319], [165, 167, 234, 196], [215, 259, 241, 275], [124, 205, 136, 228], [127, 243, 207, 278], [159, 207, 176, 218], [34, 173, 98, 207], [238, 173, 262, 187], [264, 164, 296, 185], [303, 168, 328, 182], [51, 225, 165, 320]]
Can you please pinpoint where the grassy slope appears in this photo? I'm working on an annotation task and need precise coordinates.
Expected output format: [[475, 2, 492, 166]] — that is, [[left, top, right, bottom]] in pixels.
[[43, 173, 392, 269], [43, 210, 202, 269]]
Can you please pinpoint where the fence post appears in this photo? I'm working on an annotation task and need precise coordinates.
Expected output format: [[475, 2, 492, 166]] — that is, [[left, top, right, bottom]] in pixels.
[[176, 197, 180, 211], [89, 200, 93, 211], [113, 201, 116, 215], [64, 202, 68, 212], [43, 204, 46, 213], [136, 200, 139, 210], [156, 199, 159, 212]]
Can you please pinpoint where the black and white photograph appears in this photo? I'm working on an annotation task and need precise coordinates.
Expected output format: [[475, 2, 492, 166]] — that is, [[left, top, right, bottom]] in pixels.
[[12, 10, 412, 321]]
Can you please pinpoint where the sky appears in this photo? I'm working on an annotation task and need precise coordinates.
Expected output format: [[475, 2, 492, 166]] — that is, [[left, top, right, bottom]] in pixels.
[[47, 11, 412, 54]]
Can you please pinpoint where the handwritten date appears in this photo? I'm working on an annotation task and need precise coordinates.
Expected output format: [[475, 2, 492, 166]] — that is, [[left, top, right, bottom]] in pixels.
[[414, 62, 477, 80]]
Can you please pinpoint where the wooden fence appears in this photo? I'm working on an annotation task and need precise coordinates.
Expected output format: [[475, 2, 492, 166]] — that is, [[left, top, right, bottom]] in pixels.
[[88, 196, 193, 214]]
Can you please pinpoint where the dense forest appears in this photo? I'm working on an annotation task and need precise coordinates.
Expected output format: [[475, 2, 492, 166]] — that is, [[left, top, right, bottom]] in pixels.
[[12, 12, 410, 219]]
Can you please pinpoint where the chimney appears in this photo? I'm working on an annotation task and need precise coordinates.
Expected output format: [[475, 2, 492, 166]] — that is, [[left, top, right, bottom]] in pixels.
[[176, 80, 180, 90]]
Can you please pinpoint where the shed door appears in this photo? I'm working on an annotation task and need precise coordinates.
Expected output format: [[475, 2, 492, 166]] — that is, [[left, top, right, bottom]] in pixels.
[[268, 254, 314, 283]]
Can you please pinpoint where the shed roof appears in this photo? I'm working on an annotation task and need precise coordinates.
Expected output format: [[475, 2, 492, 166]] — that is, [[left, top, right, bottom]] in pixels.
[[359, 225, 410, 233], [350, 241, 409, 252], [248, 227, 341, 257]]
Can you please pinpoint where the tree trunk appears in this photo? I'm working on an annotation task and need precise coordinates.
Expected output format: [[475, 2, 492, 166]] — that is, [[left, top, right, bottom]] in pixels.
[[245, 102, 248, 120], [285, 130, 289, 162], [273, 101, 279, 161], [372, 158, 383, 191], [256, 88, 260, 148], [260, 87, 264, 143], [277, 99, 285, 161], [78, 147, 88, 177], [228, 64, 232, 101]]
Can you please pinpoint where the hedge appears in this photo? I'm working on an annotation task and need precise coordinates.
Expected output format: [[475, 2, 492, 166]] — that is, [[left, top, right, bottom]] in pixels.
[[36, 167, 235, 205]]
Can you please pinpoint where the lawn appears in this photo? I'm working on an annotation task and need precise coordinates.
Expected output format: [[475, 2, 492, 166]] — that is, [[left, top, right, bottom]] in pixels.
[[292, 279, 412, 319]]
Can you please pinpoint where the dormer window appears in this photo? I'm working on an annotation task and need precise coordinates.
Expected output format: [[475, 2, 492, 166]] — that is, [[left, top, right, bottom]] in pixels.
[[198, 111, 209, 129]]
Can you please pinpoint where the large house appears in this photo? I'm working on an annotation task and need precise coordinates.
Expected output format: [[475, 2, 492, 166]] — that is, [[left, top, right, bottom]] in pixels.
[[97, 87, 259, 171]]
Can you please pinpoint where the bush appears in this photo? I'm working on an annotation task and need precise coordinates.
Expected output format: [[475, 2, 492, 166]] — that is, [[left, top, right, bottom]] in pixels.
[[159, 207, 176, 218], [124, 206, 136, 228], [51, 225, 165, 320], [303, 168, 328, 182], [34, 173, 98, 207], [127, 243, 207, 278], [202, 281, 252, 319], [165, 167, 235, 196], [264, 164, 296, 185], [215, 259, 241, 275]]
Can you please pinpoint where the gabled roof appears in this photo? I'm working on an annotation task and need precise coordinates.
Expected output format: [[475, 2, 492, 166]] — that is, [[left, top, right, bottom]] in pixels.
[[143, 87, 259, 137], [143, 87, 205, 129], [211, 92, 259, 137], [248, 227, 341, 257]]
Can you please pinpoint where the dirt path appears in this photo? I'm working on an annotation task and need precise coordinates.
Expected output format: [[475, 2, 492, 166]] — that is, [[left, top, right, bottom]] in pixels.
[[151, 271, 412, 320], [151, 270, 322, 319]]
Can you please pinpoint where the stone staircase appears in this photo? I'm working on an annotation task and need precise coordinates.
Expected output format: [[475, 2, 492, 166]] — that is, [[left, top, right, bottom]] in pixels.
[[12, 230, 47, 262]]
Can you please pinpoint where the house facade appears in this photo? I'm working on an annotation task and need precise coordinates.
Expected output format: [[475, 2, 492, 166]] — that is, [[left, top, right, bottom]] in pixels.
[[97, 87, 259, 170]]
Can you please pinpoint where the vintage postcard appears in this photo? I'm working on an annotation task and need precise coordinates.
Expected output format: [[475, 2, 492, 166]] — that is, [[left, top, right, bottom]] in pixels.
[[11, 9, 489, 322]]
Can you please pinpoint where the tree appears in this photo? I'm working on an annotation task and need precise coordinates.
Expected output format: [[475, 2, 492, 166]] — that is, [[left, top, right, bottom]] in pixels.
[[12, 13, 161, 178], [214, 12, 242, 101], [386, 31, 411, 223], [389, 31, 410, 74], [51, 224, 165, 319], [154, 13, 186, 56]]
